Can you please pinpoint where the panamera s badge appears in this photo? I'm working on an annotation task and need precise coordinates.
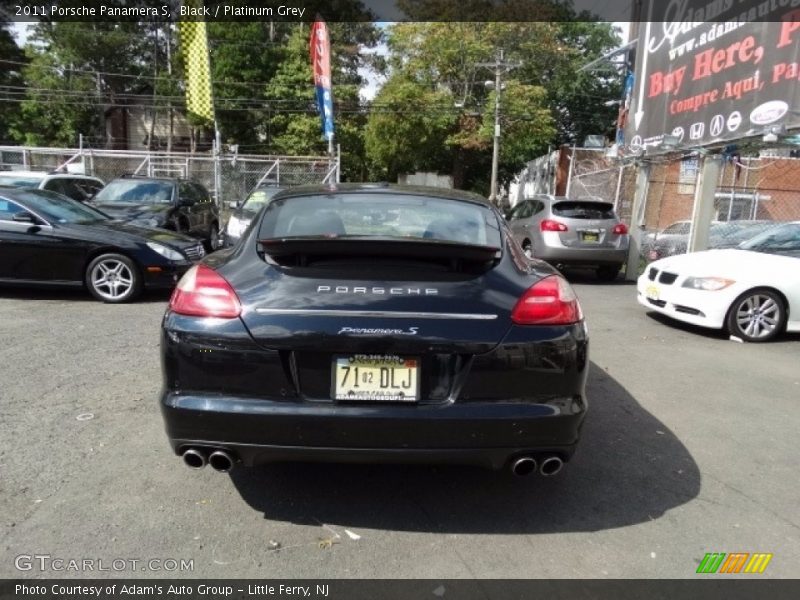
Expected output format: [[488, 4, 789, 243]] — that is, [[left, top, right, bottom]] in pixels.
[[338, 326, 420, 336]]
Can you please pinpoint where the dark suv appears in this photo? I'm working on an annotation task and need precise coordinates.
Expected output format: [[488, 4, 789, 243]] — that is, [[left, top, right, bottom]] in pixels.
[[89, 176, 221, 250]]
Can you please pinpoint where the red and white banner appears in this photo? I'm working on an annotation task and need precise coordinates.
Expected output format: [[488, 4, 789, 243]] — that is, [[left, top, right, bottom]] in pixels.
[[310, 19, 334, 141]]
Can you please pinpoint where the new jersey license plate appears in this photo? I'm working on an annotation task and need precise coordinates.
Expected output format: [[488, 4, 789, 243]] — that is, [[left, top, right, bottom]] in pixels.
[[580, 230, 600, 242], [333, 355, 419, 402]]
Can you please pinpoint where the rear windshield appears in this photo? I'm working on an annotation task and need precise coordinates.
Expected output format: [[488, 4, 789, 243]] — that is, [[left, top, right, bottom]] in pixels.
[[258, 193, 501, 247], [93, 180, 173, 204], [739, 223, 800, 252], [552, 201, 615, 220]]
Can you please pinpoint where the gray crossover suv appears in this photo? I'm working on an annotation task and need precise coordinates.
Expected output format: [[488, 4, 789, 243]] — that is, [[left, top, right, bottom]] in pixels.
[[507, 195, 629, 281]]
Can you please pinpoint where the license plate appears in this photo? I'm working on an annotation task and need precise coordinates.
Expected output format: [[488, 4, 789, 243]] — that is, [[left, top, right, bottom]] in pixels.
[[333, 355, 419, 402], [580, 231, 600, 242], [646, 284, 660, 301]]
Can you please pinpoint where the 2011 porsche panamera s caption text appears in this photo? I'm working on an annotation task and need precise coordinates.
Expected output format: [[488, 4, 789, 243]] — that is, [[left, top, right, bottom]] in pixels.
[[159, 184, 589, 477]]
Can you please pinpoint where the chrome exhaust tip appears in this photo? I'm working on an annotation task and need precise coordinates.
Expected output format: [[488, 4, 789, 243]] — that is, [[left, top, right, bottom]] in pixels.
[[208, 450, 235, 473], [511, 456, 538, 477], [540, 456, 564, 477], [182, 448, 207, 469]]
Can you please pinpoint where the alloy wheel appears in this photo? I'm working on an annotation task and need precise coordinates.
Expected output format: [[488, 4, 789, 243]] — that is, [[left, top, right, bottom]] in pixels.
[[735, 294, 781, 340], [90, 259, 135, 301]]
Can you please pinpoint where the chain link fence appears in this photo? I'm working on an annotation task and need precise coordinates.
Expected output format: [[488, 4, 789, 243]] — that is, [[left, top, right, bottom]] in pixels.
[[566, 148, 638, 223], [639, 155, 800, 264], [516, 146, 800, 278], [0, 145, 340, 208]]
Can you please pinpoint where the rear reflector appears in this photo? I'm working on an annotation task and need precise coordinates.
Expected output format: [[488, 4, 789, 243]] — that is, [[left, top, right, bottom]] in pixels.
[[540, 219, 568, 232], [511, 275, 582, 325], [169, 265, 241, 318], [612, 222, 629, 235]]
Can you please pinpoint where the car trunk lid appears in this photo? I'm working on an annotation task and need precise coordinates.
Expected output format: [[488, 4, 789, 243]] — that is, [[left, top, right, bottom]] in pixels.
[[229, 238, 520, 402]]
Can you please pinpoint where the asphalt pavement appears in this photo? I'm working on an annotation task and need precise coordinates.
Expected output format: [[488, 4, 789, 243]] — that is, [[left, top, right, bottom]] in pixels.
[[1, 275, 798, 579]]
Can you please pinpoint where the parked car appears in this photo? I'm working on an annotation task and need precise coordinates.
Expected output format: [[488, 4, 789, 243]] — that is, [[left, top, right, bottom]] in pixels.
[[708, 220, 779, 249], [88, 175, 221, 251], [0, 187, 205, 303], [641, 220, 691, 259], [637, 222, 800, 342], [0, 170, 105, 202], [161, 184, 589, 476], [222, 185, 283, 247], [647, 220, 778, 260], [507, 195, 629, 280]]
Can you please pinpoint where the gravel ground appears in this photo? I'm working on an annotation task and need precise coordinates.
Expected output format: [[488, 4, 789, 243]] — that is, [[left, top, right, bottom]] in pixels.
[[1, 277, 798, 579]]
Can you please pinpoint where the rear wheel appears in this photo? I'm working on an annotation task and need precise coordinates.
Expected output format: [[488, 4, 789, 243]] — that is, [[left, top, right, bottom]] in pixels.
[[85, 253, 142, 303], [596, 265, 621, 282], [726, 288, 786, 342]]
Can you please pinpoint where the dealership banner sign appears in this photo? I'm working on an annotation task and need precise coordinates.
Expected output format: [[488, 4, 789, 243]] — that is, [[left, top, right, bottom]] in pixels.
[[625, 0, 800, 152]]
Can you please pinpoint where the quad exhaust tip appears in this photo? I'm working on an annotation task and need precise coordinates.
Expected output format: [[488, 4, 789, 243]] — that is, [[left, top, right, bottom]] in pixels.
[[511, 456, 538, 477], [540, 456, 564, 477], [182, 448, 206, 469], [208, 450, 235, 473]]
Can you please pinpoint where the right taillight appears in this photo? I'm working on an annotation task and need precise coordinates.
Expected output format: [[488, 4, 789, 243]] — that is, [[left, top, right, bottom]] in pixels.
[[169, 265, 242, 318], [612, 222, 629, 235], [540, 219, 568, 232], [511, 275, 582, 325]]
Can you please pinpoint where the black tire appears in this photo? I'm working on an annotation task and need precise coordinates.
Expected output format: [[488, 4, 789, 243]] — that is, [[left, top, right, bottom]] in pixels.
[[596, 265, 621, 282], [85, 253, 142, 303], [726, 288, 786, 343], [206, 222, 220, 252]]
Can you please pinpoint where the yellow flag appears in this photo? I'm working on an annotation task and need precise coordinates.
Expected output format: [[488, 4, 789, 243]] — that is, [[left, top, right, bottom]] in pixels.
[[178, 1, 214, 123]]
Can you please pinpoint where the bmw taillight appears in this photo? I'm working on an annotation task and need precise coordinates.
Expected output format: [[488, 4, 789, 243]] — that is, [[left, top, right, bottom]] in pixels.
[[540, 219, 568, 232], [612, 222, 629, 235], [169, 265, 241, 318], [511, 275, 583, 325]]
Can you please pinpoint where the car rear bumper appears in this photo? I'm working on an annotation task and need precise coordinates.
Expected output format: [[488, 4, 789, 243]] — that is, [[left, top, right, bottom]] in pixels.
[[161, 392, 586, 469], [536, 236, 629, 266]]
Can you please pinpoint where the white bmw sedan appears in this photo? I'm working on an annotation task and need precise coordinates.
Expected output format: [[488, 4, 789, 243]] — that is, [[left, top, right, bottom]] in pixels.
[[637, 222, 800, 342]]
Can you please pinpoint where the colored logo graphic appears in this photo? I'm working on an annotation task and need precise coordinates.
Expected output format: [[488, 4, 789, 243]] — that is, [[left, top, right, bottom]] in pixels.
[[697, 552, 772, 574]]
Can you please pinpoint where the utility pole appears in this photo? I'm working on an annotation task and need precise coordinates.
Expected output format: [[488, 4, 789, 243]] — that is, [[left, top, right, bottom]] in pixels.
[[477, 49, 520, 206]]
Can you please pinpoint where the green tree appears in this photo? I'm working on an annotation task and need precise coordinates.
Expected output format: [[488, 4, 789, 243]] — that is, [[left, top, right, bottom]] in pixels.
[[10, 17, 158, 147], [0, 23, 26, 144], [262, 23, 381, 181], [207, 21, 291, 151], [365, 17, 620, 193], [364, 77, 457, 181]]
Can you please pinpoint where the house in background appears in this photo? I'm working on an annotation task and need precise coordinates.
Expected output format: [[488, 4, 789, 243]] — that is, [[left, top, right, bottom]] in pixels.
[[104, 104, 212, 152]]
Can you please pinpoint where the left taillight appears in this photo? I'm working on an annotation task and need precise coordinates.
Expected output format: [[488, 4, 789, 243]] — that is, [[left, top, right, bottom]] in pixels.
[[169, 264, 241, 318], [612, 222, 629, 235], [511, 275, 583, 325]]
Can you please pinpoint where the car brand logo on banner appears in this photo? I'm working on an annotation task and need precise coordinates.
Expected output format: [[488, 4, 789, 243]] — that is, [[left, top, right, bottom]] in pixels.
[[750, 100, 789, 126], [727, 111, 742, 132], [710, 115, 725, 138]]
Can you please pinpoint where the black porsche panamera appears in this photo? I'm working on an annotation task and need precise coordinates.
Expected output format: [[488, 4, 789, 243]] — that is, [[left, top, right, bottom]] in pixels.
[[0, 187, 205, 302], [160, 184, 589, 477]]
